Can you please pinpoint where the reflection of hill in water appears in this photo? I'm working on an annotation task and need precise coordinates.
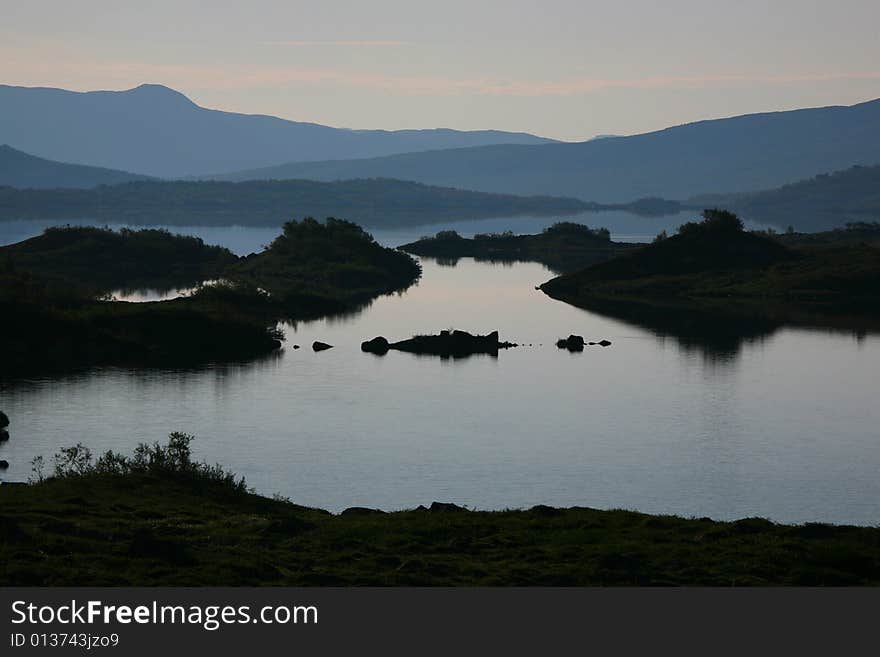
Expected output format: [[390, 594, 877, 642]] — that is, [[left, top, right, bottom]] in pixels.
[[577, 297, 780, 361], [567, 296, 880, 364], [0, 342, 287, 389], [283, 279, 418, 329]]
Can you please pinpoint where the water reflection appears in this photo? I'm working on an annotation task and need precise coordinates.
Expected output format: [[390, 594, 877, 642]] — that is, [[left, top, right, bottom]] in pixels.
[[2, 248, 879, 524]]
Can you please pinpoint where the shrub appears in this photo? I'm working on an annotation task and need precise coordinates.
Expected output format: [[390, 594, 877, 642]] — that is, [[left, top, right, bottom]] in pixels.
[[33, 432, 250, 493], [543, 222, 611, 241], [678, 209, 744, 236]]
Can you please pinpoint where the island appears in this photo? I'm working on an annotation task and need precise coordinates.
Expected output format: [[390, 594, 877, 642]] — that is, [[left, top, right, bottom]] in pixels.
[[399, 221, 635, 272]]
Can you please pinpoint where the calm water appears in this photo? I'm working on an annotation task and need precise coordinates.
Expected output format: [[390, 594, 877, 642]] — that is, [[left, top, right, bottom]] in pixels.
[[1, 219, 878, 525]]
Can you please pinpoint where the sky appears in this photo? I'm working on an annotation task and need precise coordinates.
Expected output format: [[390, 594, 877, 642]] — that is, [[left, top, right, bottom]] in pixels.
[[2, 0, 880, 141]]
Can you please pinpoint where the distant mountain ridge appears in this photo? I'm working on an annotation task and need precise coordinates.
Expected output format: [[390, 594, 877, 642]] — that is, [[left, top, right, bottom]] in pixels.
[[0, 144, 153, 188], [0, 84, 556, 178], [209, 98, 880, 203], [0, 177, 589, 227], [693, 164, 880, 232]]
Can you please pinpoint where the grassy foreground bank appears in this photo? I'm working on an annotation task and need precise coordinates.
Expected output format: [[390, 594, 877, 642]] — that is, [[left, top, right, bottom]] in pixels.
[[2, 435, 879, 586]]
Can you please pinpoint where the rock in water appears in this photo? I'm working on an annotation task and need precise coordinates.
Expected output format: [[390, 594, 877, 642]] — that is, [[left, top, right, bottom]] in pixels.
[[0, 460, 9, 470], [361, 336, 390, 354], [598, 339, 612, 347], [312, 341, 333, 352], [379, 329, 513, 358], [0, 411, 8, 428], [0, 430, 8, 442], [556, 335, 585, 351]]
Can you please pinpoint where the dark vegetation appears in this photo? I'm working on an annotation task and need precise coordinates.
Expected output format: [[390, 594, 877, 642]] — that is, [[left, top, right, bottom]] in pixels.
[[231, 218, 420, 317], [0, 267, 283, 374], [400, 222, 633, 273], [777, 221, 880, 247], [0, 220, 420, 375], [0, 178, 588, 228], [0, 226, 235, 293], [3, 433, 880, 586], [696, 165, 880, 231], [361, 330, 517, 359], [541, 210, 880, 328]]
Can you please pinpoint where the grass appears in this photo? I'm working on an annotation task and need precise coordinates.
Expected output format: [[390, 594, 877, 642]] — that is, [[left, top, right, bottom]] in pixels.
[[2, 434, 880, 586]]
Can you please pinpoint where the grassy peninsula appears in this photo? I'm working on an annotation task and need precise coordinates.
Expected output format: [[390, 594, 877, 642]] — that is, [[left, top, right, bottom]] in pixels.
[[0, 220, 420, 375], [540, 210, 880, 326], [2, 433, 879, 586], [400, 222, 634, 272]]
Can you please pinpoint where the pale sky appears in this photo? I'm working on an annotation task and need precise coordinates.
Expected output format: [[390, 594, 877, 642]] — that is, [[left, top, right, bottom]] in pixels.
[[2, 0, 879, 141]]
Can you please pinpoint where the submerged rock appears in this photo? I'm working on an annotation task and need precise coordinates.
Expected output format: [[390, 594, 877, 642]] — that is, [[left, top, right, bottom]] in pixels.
[[361, 336, 390, 354], [0, 411, 7, 428], [0, 460, 8, 470], [556, 335, 585, 351], [598, 339, 612, 347], [0, 430, 8, 442], [312, 341, 334, 352]]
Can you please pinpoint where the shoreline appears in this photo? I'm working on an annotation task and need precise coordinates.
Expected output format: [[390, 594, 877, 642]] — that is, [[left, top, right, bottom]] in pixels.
[[3, 470, 879, 586]]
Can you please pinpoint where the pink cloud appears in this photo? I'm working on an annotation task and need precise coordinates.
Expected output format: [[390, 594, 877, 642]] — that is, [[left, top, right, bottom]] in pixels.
[[2, 47, 878, 98]]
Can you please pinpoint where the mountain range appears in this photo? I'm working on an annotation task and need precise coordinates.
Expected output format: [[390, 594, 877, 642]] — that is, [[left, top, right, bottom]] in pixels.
[[0, 144, 152, 188], [696, 164, 880, 232], [3, 83, 880, 229], [0, 84, 554, 178], [207, 98, 880, 203]]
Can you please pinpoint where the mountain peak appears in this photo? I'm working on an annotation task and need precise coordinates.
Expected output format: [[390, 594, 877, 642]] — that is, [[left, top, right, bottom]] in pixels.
[[125, 83, 196, 106]]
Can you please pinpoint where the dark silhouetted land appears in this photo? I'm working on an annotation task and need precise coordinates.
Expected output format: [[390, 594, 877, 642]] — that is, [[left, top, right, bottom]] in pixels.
[[540, 211, 880, 324], [0, 225, 235, 292], [0, 220, 420, 375], [230, 217, 421, 317], [400, 222, 634, 272], [3, 433, 879, 586]]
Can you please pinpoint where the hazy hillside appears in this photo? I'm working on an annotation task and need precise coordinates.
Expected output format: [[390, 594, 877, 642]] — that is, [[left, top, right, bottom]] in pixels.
[[0, 84, 555, 178], [695, 164, 880, 231], [0, 144, 153, 188], [212, 98, 880, 203], [0, 178, 588, 227]]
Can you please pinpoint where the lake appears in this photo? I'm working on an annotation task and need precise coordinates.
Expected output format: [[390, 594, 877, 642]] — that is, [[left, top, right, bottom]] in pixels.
[[1, 216, 878, 525]]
